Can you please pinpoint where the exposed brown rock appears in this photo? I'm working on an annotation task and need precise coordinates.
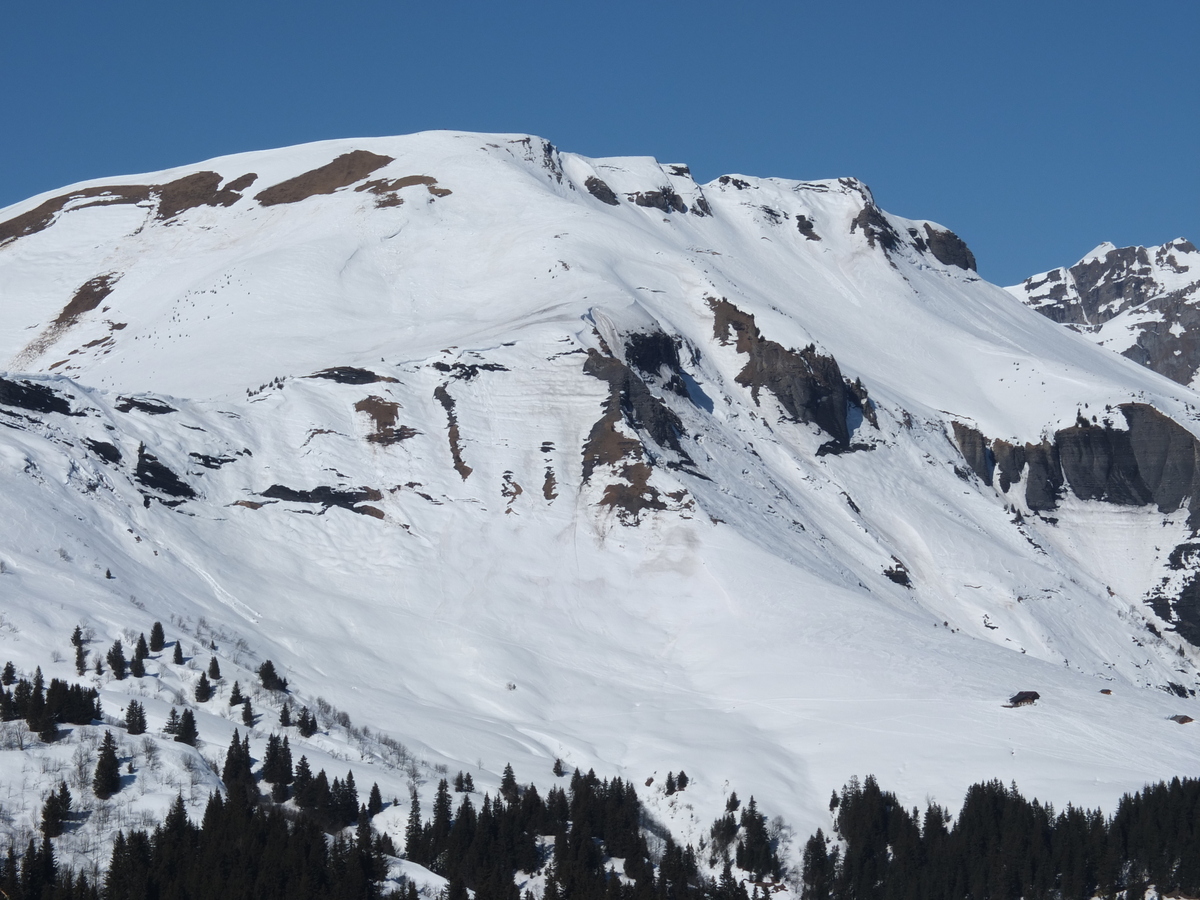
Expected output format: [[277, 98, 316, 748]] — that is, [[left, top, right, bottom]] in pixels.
[[255, 150, 394, 206], [433, 385, 472, 480], [584, 176, 619, 206], [354, 395, 418, 445], [709, 297, 866, 449], [952, 422, 994, 486], [155, 171, 257, 220]]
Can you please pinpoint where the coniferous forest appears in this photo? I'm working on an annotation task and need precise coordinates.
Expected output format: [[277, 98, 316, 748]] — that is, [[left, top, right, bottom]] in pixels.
[[801, 774, 1200, 900]]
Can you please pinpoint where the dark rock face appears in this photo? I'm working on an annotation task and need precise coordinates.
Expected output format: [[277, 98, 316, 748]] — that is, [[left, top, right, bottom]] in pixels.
[[584, 176, 620, 206], [1023, 440, 1063, 511], [580, 349, 694, 523], [956, 403, 1200, 521], [952, 423, 994, 486], [796, 215, 821, 242], [849, 203, 902, 255], [709, 298, 869, 450], [309, 367, 396, 385], [923, 225, 977, 271], [260, 484, 383, 515], [135, 445, 195, 501], [0, 377, 79, 416], [116, 396, 177, 415], [992, 440, 1026, 493], [84, 439, 122, 465], [623, 332, 689, 397], [628, 187, 687, 214]]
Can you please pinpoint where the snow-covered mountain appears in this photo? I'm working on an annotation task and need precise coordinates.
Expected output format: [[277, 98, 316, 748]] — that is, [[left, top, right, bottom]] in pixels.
[[3, 131, 1200, 876], [1008, 239, 1200, 386]]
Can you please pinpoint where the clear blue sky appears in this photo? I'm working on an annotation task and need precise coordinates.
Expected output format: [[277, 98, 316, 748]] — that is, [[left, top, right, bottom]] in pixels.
[[1, 0, 1195, 286]]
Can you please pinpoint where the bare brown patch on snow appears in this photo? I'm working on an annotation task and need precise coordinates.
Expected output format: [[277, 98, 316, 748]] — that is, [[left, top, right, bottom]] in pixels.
[[355, 174, 452, 207], [354, 395, 418, 445], [156, 171, 257, 220], [433, 384, 472, 480], [255, 150, 394, 206], [14, 273, 122, 368]]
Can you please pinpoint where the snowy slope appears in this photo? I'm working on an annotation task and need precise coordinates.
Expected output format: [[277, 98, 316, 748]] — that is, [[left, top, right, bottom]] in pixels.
[[3, 132, 1200, 877]]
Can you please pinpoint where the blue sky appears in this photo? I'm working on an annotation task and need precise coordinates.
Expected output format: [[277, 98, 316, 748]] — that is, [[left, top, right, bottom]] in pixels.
[[1, 0, 1195, 286]]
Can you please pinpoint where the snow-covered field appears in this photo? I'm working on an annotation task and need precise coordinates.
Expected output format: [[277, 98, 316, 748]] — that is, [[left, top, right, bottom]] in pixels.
[[2, 131, 1199, 882]]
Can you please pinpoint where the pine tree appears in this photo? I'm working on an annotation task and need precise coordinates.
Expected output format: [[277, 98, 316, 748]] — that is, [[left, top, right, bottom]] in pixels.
[[93, 730, 121, 798], [405, 792, 424, 863], [298, 707, 318, 737], [75, 642, 87, 676], [454, 771, 464, 792], [194, 672, 212, 702], [463, 772, 474, 792], [163, 707, 180, 735], [175, 709, 198, 746], [368, 783, 384, 817], [666, 772, 677, 795], [677, 770, 689, 790], [258, 660, 287, 692], [40, 781, 71, 838], [553, 757, 565, 777], [172, 642, 183, 664], [149, 622, 165, 652], [279, 701, 291, 726], [125, 701, 147, 736], [501, 763, 518, 803], [106, 640, 127, 680], [134, 634, 149, 662], [129, 654, 145, 678], [0, 661, 13, 685], [242, 698, 254, 726], [207, 657, 221, 680], [229, 681, 244, 705]]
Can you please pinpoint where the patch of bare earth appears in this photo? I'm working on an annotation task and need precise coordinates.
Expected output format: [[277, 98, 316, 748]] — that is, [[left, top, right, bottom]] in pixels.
[[354, 395, 418, 445], [355, 175, 452, 208], [14, 273, 122, 368], [0, 186, 152, 246], [255, 150, 394, 206], [433, 385, 472, 480], [156, 171, 257, 220]]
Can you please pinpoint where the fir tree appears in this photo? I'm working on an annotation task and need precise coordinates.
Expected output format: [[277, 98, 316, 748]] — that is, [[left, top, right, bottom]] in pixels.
[[405, 792, 425, 863], [175, 709, 198, 745], [71, 625, 84, 648], [677, 770, 689, 790], [106, 640, 127, 680], [666, 772, 677, 795], [207, 656, 221, 680], [501, 763, 518, 803], [134, 634, 149, 662], [40, 781, 71, 838], [74, 642, 87, 676], [124, 700, 147, 736], [163, 707, 180, 735], [368, 783, 384, 817], [0, 661, 13, 685], [463, 772, 474, 792], [194, 672, 212, 702], [149, 622, 165, 652], [553, 757, 565, 777], [172, 642, 183, 665], [229, 680, 244, 705], [129, 654, 145, 678], [279, 701, 291, 726], [258, 660, 287, 692], [93, 730, 121, 798], [242, 698, 254, 726], [454, 771, 465, 792]]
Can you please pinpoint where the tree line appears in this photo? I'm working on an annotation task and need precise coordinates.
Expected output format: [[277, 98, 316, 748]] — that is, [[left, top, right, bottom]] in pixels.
[[802, 774, 1200, 900]]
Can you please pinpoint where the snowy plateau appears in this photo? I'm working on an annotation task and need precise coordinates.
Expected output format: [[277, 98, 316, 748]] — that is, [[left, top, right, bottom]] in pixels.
[[1, 130, 1199, 889]]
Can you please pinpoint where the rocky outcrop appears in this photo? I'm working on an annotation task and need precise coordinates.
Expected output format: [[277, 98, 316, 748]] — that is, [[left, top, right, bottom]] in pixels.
[[709, 298, 872, 450], [922, 225, 977, 271], [1011, 239, 1200, 385], [954, 404, 1200, 521]]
